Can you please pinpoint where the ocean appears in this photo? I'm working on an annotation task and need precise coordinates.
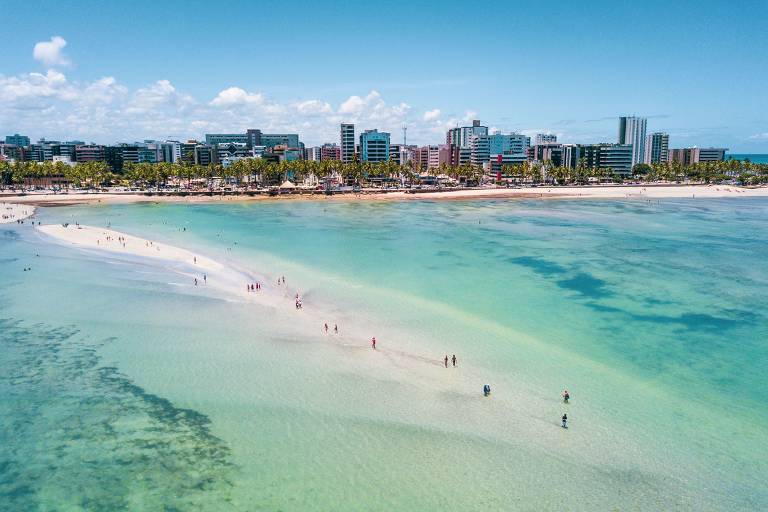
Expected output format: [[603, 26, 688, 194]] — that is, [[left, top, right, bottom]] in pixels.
[[727, 153, 768, 164], [1, 197, 766, 510]]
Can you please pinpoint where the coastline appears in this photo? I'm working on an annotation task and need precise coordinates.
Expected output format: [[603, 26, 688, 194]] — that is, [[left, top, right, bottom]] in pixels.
[[2, 183, 767, 207]]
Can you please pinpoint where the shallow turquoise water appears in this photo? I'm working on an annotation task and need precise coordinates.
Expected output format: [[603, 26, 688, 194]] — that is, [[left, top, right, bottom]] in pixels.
[[1, 197, 767, 510]]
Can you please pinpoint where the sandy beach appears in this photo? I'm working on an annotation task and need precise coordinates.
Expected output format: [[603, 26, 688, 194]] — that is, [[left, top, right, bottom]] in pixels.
[[1, 202, 36, 224], [3, 184, 766, 207]]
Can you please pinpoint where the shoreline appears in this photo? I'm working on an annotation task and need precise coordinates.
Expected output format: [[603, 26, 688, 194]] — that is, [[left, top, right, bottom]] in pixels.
[[2, 183, 767, 207]]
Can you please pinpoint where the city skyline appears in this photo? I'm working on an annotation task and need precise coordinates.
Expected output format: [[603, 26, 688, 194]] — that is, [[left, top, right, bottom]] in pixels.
[[2, 0, 767, 151]]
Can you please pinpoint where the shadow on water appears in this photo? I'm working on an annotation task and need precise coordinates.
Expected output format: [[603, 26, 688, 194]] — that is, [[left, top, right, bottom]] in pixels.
[[0, 318, 236, 511]]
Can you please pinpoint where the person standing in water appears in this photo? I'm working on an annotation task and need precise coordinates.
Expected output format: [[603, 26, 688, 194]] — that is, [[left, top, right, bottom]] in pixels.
[[334, 324, 338, 334], [561, 414, 568, 428], [452, 354, 457, 367], [324, 323, 328, 333], [563, 390, 570, 403], [444, 355, 448, 368], [371, 337, 376, 350]]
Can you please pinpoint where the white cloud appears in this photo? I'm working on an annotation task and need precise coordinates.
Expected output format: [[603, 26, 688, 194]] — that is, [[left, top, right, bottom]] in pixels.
[[33, 36, 69, 67], [293, 99, 332, 115], [125, 80, 194, 115], [210, 86, 264, 107], [423, 109, 441, 122], [0, 69, 77, 102], [0, 67, 466, 145], [748, 132, 768, 140]]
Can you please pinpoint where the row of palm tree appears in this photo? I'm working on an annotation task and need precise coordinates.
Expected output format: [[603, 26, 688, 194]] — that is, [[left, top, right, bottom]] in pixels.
[[1, 157, 766, 191]]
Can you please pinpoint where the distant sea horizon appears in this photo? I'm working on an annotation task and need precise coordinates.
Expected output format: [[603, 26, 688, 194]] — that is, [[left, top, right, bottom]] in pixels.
[[727, 153, 768, 163]]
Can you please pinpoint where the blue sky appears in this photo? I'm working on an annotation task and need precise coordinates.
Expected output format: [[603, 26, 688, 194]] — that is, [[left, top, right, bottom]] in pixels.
[[1, 0, 767, 151]]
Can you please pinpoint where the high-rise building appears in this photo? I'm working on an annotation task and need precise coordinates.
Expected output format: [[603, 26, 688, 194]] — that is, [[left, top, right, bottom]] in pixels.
[[359, 129, 390, 162], [645, 132, 669, 164], [5, 134, 30, 146], [469, 134, 490, 166], [446, 120, 488, 149], [618, 116, 647, 167], [535, 133, 557, 145], [340, 123, 355, 163]]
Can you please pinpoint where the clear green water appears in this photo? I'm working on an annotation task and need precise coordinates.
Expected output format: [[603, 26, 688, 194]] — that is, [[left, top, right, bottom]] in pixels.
[[1, 197, 767, 510]]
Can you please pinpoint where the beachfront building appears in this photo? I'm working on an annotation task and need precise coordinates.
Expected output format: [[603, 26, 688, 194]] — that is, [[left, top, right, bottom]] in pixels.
[[216, 142, 250, 161], [645, 132, 669, 164], [535, 133, 557, 145], [389, 144, 416, 167], [340, 123, 355, 163], [5, 134, 30, 146], [618, 116, 647, 167], [487, 153, 528, 175], [669, 147, 727, 166], [579, 144, 633, 175], [489, 132, 530, 156], [205, 133, 249, 145], [414, 145, 440, 170], [439, 144, 460, 168], [160, 141, 181, 163], [306, 147, 322, 161], [359, 129, 390, 162], [0, 144, 22, 161], [75, 145, 106, 162], [562, 144, 581, 169], [469, 134, 490, 167], [180, 141, 216, 166], [532, 143, 564, 167], [261, 134, 300, 150], [205, 130, 300, 151], [320, 143, 341, 161]]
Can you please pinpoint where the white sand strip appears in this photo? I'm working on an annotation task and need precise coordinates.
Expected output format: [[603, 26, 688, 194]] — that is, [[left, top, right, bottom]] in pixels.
[[1, 202, 35, 224], [35, 224, 293, 313], [37, 223, 223, 271]]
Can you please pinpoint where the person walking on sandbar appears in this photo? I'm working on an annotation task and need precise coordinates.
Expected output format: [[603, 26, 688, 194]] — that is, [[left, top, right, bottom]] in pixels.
[[444, 355, 448, 368], [452, 354, 457, 367], [371, 337, 376, 350]]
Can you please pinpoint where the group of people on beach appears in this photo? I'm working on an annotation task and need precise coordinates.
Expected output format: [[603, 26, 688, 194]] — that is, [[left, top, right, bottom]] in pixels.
[[443, 354, 457, 368], [247, 282, 261, 292], [562, 390, 570, 428], [323, 323, 339, 334]]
